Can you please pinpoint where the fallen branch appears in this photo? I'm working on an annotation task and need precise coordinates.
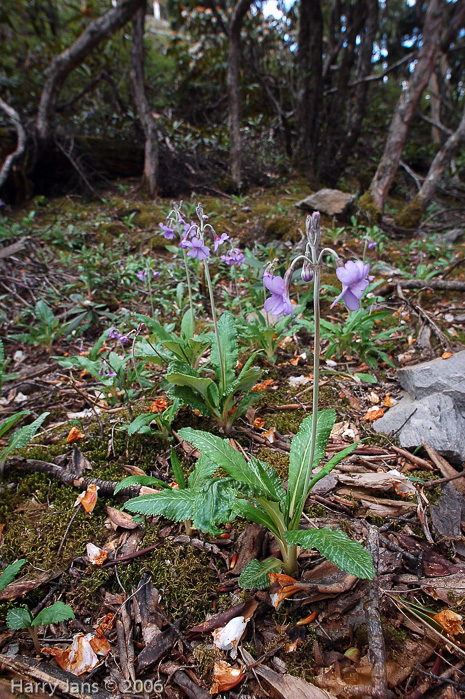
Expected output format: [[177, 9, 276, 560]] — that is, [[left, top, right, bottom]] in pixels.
[[0, 97, 27, 190]]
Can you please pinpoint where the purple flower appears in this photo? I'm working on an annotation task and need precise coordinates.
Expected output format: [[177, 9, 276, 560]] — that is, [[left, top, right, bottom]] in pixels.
[[183, 222, 196, 238], [108, 327, 120, 339], [213, 233, 229, 253], [137, 270, 147, 281], [183, 237, 210, 261], [301, 261, 313, 283], [221, 248, 244, 266], [264, 273, 294, 317], [118, 335, 129, 344], [152, 270, 160, 278], [159, 222, 176, 240], [368, 241, 377, 249], [330, 260, 372, 311]]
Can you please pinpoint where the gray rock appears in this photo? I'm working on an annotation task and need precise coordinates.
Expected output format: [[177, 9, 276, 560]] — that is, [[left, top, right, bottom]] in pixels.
[[438, 228, 465, 246], [373, 351, 465, 464], [397, 350, 465, 403], [295, 189, 355, 217]]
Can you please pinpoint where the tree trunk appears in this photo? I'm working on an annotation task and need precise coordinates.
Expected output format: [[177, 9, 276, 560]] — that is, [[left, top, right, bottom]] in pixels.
[[36, 0, 145, 146], [368, 0, 445, 211], [0, 98, 27, 191], [227, 0, 253, 192], [417, 104, 465, 206], [130, 0, 158, 197], [293, 0, 323, 180]]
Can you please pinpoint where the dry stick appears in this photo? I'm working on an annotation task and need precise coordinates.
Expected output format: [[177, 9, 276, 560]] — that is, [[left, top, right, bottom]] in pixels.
[[392, 446, 434, 470], [365, 525, 391, 699], [57, 504, 82, 557], [102, 545, 160, 568]]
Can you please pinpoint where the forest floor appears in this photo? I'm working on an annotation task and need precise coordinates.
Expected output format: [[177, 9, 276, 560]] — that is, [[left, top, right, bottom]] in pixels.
[[1, 178, 465, 698]]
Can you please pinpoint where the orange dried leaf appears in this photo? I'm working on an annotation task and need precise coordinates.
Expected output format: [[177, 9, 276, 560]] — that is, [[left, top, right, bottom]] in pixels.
[[151, 398, 168, 413], [86, 543, 108, 566], [252, 379, 275, 392], [383, 393, 396, 408], [441, 352, 453, 360], [66, 426, 84, 443], [210, 661, 244, 694], [75, 484, 98, 513], [433, 609, 464, 636], [269, 572, 301, 610], [296, 611, 317, 626], [253, 417, 265, 429], [262, 426, 276, 443], [363, 407, 384, 422]]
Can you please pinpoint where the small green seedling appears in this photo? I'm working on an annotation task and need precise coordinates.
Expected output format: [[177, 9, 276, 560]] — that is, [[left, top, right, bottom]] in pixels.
[[7, 601, 75, 654], [0, 559, 27, 593]]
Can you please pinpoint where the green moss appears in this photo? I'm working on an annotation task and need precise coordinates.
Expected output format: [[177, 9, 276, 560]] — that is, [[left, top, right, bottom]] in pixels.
[[358, 191, 382, 223], [96, 221, 129, 246], [258, 447, 289, 480], [265, 217, 297, 242], [283, 638, 316, 681], [394, 197, 423, 229]]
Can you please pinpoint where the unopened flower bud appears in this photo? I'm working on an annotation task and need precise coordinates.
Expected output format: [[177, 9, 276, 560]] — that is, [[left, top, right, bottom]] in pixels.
[[301, 261, 313, 282]]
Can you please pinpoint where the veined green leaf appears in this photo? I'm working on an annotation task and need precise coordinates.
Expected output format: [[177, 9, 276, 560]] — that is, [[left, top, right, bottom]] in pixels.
[[6, 606, 33, 630], [238, 558, 282, 590], [180, 309, 194, 342], [188, 454, 218, 490], [354, 373, 377, 384], [33, 601, 75, 627], [0, 412, 49, 466], [210, 312, 237, 393], [192, 479, 237, 535], [113, 475, 169, 495], [167, 362, 219, 406], [170, 447, 186, 489], [0, 411, 30, 440], [231, 498, 281, 538], [135, 315, 176, 344], [124, 489, 196, 521], [178, 428, 281, 501], [35, 300, 55, 328], [0, 559, 27, 592], [286, 410, 335, 520], [284, 527, 375, 580]]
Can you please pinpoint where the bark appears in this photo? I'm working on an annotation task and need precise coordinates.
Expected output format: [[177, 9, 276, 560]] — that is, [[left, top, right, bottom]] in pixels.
[[293, 0, 323, 179], [36, 0, 145, 145], [368, 0, 465, 211], [417, 104, 465, 206], [327, 0, 379, 183], [0, 98, 27, 191], [130, 0, 158, 197], [227, 0, 253, 191]]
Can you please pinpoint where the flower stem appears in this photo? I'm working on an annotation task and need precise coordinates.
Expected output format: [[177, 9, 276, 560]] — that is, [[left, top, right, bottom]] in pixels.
[[28, 626, 41, 655], [232, 266, 242, 314], [204, 263, 225, 394], [182, 248, 196, 334]]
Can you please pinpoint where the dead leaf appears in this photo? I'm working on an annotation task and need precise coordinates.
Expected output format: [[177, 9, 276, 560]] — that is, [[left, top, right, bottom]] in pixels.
[[253, 417, 264, 429], [422, 441, 465, 495], [383, 393, 397, 408], [210, 661, 245, 694], [66, 426, 84, 443], [262, 426, 276, 443], [86, 543, 108, 566], [0, 571, 58, 602], [252, 379, 275, 391], [43, 632, 110, 675], [441, 351, 453, 359], [212, 616, 249, 659], [296, 611, 317, 626], [122, 464, 146, 476], [106, 506, 138, 530], [151, 398, 168, 413], [269, 573, 301, 610], [433, 609, 464, 636], [363, 406, 384, 421], [337, 470, 417, 499]]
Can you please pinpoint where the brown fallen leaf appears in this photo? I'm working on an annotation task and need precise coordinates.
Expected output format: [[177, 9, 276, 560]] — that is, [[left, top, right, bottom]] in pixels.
[[253, 417, 265, 429], [252, 379, 275, 391], [122, 464, 146, 476], [151, 398, 168, 413], [0, 570, 59, 603], [441, 351, 453, 359], [433, 609, 464, 636], [75, 484, 98, 513], [242, 648, 336, 699], [66, 426, 84, 443], [43, 632, 110, 675], [262, 426, 276, 443], [106, 506, 138, 530], [210, 661, 245, 694], [362, 406, 384, 421], [269, 573, 301, 610], [86, 543, 108, 566]]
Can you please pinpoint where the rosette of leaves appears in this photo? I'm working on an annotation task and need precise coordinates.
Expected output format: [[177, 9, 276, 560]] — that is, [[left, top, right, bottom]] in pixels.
[[135, 311, 211, 371], [236, 311, 310, 362], [120, 398, 181, 440], [162, 312, 262, 434], [122, 410, 375, 587]]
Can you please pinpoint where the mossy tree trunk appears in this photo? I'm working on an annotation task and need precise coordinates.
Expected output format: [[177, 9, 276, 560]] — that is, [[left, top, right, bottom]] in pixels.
[[130, 0, 158, 198]]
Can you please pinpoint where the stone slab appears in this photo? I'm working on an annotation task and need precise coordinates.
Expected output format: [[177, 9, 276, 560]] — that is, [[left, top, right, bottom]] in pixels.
[[295, 189, 355, 217]]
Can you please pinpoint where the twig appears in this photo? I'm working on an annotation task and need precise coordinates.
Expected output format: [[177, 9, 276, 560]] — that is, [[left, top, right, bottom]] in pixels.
[[365, 525, 391, 699], [102, 545, 160, 567], [57, 504, 82, 557], [392, 446, 434, 470]]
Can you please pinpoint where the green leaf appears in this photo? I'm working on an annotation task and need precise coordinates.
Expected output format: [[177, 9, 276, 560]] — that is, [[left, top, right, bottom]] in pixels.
[[210, 312, 237, 393], [33, 601, 75, 627], [0, 412, 49, 467], [286, 410, 335, 521], [113, 475, 169, 495], [284, 527, 375, 580], [35, 300, 55, 328], [122, 413, 154, 435], [6, 606, 33, 630], [354, 373, 377, 384], [231, 498, 281, 538], [166, 362, 219, 406], [124, 489, 196, 521], [238, 558, 282, 590], [180, 309, 194, 342], [170, 447, 186, 489], [307, 442, 360, 493], [0, 411, 30, 440], [192, 480, 237, 535], [0, 559, 27, 592], [188, 455, 219, 490], [178, 428, 281, 501]]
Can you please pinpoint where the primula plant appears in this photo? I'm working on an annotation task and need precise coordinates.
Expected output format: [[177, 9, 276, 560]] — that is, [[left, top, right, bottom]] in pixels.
[[122, 213, 375, 586]]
